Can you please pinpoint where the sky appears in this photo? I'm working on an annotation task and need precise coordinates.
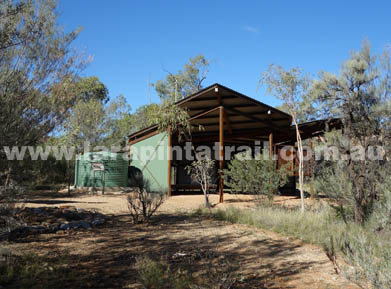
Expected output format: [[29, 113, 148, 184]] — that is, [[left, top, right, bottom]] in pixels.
[[58, 0, 391, 110]]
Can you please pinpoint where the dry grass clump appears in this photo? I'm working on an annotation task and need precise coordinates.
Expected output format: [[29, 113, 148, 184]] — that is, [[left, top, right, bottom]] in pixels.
[[196, 204, 391, 289]]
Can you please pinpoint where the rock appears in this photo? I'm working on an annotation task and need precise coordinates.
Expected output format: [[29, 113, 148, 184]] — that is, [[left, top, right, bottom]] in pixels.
[[49, 223, 60, 232], [69, 222, 80, 229], [26, 226, 45, 234], [91, 218, 104, 226], [78, 221, 91, 229], [6, 206, 109, 239], [59, 223, 70, 230], [69, 221, 91, 229]]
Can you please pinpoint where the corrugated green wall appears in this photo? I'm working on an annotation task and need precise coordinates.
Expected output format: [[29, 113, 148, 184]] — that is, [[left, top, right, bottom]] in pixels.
[[129, 132, 168, 192], [74, 152, 128, 188]]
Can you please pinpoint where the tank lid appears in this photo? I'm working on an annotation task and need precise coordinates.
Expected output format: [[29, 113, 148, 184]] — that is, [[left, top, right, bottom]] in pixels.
[[78, 151, 124, 161]]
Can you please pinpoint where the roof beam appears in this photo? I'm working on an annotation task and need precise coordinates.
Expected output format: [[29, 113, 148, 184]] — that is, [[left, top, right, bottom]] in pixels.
[[223, 110, 232, 134], [224, 106, 270, 125], [189, 114, 290, 122], [192, 127, 273, 138], [187, 103, 260, 112], [189, 106, 220, 120], [224, 107, 288, 133], [192, 120, 268, 127]]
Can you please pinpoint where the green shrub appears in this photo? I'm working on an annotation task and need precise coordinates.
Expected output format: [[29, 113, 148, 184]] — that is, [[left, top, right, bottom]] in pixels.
[[134, 255, 237, 289], [223, 151, 288, 200], [340, 229, 391, 289], [134, 257, 169, 289]]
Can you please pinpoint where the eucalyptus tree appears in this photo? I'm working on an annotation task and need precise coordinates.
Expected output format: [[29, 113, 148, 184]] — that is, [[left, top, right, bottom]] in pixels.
[[153, 54, 209, 102], [64, 95, 131, 152], [0, 0, 86, 185], [74, 76, 109, 104], [260, 65, 312, 212]]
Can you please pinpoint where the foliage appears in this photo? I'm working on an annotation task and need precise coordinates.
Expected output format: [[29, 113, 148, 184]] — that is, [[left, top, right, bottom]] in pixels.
[[127, 189, 165, 224], [64, 94, 131, 152], [150, 100, 192, 141], [100, 94, 132, 147], [129, 101, 192, 142], [134, 254, 237, 289], [260, 65, 313, 122], [315, 156, 391, 224], [367, 174, 391, 231], [65, 99, 106, 151], [223, 151, 288, 200], [134, 256, 193, 289], [340, 230, 391, 289], [311, 40, 391, 223], [73, 76, 109, 104], [134, 256, 169, 289], [0, 252, 74, 289], [153, 54, 210, 101], [130, 103, 160, 132], [0, 0, 86, 185], [186, 158, 216, 208], [0, 184, 25, 235], [276, 102, 317, 123], [260, 65, 312, 211]]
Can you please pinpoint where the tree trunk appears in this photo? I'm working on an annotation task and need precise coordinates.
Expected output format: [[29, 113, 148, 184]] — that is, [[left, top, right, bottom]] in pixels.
[[205, 192, 210, 208], [309, 139, 315, 200], [67, 160, 71, 196], [204, 181, 210, 208], [354, 205, 365, 224], [294, 119, 305, 213]]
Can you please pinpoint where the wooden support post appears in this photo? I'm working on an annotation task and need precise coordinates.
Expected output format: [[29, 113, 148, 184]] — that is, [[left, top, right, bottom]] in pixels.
[[268, 131, 274, 197], [269, 132, 273, 160], [309, 138, 314, 200], [167, 127, 172, 197], [219, 106, 224, 203]]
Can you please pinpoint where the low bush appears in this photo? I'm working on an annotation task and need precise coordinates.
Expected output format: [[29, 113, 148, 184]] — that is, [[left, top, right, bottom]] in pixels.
[[134, 256, 191, 289], [134, 255, 237, 289], [340, 230, 391, 289], [127, 189, 165, 224], [223, 151, 288, 201]]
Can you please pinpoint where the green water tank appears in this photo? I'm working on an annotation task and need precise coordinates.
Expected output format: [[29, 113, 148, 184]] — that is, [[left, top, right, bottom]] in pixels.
[[74, 152, 128, 188]]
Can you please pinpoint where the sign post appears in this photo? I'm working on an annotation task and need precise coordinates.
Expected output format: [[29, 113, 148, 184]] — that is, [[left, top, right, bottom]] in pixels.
[[91, 162, 105, 195]]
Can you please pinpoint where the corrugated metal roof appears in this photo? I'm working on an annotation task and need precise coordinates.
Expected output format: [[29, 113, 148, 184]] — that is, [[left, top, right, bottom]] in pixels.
[[128, 83, 292, 142]]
